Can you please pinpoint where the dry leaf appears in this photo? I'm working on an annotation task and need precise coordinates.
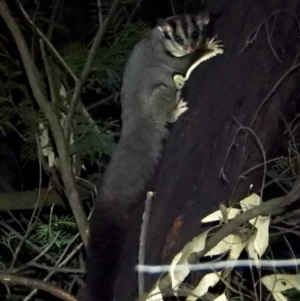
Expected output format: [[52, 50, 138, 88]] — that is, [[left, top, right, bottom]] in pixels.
[[222, 235, 245, 277], [272, 292, 288, 301], [240, 193, 260, 211], [214, 292, 228, 301], [246, 234, 259, 261], [261, 274, 300, 292], [146, 282, 163, 301], [169, 231, 208, 288], [253, 215, 270, 257], [201, 208, 240, 223], [205, 235, 242, 257], [186, 272, 221, 301]]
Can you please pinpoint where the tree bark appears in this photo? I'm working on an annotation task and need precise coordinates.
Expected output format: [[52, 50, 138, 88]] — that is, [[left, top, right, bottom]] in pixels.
[[112, 0, 300, 300]]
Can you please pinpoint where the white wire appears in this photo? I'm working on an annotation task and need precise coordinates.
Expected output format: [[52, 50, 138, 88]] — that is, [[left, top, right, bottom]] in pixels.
[[136, 259, 300, 273]]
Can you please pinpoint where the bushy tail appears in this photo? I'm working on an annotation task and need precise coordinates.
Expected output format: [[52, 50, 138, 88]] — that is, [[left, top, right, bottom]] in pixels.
[[78, 120, 167, 301], [79, 202, 130, 301]]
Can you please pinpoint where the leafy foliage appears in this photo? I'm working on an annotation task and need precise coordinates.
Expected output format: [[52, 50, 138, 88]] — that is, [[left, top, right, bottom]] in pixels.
[[0, 211, 81, 300], [30, 215, 78, 248], [0, 0, 148, 299], [71, 118, 118, 163], [89, 20, 149, 92], [0, 5, 148, 170]]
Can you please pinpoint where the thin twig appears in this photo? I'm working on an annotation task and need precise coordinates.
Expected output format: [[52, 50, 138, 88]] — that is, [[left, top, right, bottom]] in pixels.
[[240, 157, 282, 179], [199, 175, 300, 258], [29, 262, 85, 274], [220, 52, 300, 185], [9, 164, 51, 270], [64, 0, 122, 140], [40, 39, 57, 105], [250, 55, 300, 129], [46, 0, 60, 40], [265, 11, 281, 63], [0, 273, 77, 301], [0, 0, 89, 247], [23, 233, 82, 300], [229, 121, 267, 203], [137, 175, 300, 301], [57, 233, 81, 266], [86, 93, 116, 111], [281, 113, 300, 158], [17, 0, 78, 82], [169, 0, 176, 15], [9, 232, 60, 274], [138, 191, 154, 297], [0, 221, 56, 264], [97, 0, 103, 27]]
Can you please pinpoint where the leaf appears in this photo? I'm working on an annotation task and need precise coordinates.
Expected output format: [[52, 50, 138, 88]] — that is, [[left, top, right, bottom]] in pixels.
[[186, 272, 221, 301], [240, 193, 260, 211], [169, 231, 208, 288], [272, 292, 288, 301], [222, 235, 245, 277], [205, 234, 244, 257], [214, 292, 228, 301], [146, 282, 163, 301], [261, 274, 300, 292], [169, 234, 245, 290], [240, 193, 270, 257], [246, 234, 258, 261], [253, 215, 270, 257]]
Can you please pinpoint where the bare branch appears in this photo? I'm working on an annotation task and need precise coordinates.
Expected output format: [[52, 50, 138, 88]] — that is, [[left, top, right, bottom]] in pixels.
[[40, 39, 57, 104], [138, 191, 154, 296], [64, 0, 122, 140], [0, 221, 56, 264], [97, 0, 103, 27], [17, 0, 78, 82], [199, 175, 300, 258], [0, 0, 89, 248], [250, 56, 300, 129], [0, 273, 77, 301]]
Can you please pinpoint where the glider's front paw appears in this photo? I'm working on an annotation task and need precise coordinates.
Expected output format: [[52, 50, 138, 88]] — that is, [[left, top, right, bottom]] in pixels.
[[205, 36, 224, 55], [170, 98, 189, 122]]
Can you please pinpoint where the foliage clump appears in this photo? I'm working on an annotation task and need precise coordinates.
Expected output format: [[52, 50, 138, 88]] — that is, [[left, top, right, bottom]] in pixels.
[[0, 0, 148, 300]]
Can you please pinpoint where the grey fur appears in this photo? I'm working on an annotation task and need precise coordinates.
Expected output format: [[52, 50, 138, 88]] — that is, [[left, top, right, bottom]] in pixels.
[[82, 13, 210, 301], [97, 15, 208, 205]]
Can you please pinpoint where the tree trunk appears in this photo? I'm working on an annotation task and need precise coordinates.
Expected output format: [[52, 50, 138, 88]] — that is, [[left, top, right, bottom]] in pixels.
[[113, 0, 300, 300]]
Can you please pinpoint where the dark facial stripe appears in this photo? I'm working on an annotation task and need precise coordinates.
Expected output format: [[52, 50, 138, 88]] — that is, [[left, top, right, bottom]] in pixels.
[[180, 14, 189, 38], [163, 32, 172, 40], [191, 16, 199, 34]]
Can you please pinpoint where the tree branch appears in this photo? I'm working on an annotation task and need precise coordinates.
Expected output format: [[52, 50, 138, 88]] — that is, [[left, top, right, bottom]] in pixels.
[[0, 273, 77, 301], [17, 0, 78, 82], [0, 0, 89, 248], [149, 176, 300, 297], [64, 0, 122, 140], [199, 175, 300, 258]]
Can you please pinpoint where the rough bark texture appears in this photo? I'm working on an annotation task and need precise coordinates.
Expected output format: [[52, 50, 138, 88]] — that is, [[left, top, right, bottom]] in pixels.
[[111, 0, 300, 300]]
